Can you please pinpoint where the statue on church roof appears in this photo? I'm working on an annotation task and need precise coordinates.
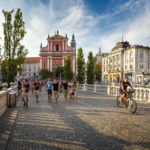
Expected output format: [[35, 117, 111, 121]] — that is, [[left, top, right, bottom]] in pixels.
[[56, 30, 59, 35]]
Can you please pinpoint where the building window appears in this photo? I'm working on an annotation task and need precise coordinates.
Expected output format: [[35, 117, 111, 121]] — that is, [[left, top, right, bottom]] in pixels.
[[60, 64, 62, 66], [148, 54, 150, 59], [140, 65, 144, 69], [24, 68, 26, 71], [130, 65, 133, 69], [140, 53, 144, 58], [56, 44, 59, 51], [29, 68, 31, 71], [44, 64, 45, 68], [53, 64, 55, 68], [148, 63, 150, 69]]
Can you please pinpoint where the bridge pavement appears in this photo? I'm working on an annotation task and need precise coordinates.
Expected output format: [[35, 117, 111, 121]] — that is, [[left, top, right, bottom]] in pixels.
[[0, 89, 150, 150]]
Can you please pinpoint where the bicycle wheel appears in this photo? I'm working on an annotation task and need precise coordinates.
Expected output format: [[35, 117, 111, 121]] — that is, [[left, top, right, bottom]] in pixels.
[[116, 96, 124, 108], [129, 100, 137, 113]]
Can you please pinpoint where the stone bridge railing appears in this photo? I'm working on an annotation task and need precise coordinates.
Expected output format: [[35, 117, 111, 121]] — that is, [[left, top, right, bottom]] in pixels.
[[77, 84, 150, 102], [0, 82, 18, 117]]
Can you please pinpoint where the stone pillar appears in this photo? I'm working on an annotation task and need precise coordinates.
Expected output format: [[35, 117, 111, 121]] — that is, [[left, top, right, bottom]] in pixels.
[[139, 88, 143, 101], [94, 84, 97, 92], [62, 58, 65, 67], [47, 58, 49, 71], [50, 41, 53, 51], [63, 41, 64, 51], [2, 83, 8, 91], [10, 82, 14, 88], [66, 42, 67, 50], [50, 58, 53, 72], [83, 83, 87, 91], [107, 86, 110, 95], [148, 89, 150, 102]]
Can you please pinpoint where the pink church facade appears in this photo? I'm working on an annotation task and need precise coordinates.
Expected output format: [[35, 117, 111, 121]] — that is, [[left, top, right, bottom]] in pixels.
[[39, 31, 76, 73]]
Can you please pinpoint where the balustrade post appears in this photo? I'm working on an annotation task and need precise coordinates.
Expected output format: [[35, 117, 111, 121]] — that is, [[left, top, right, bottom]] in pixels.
[[107, 86, 110, 95], [139, 88, 143, 101], [2, 83, 8, 91], [148, 89, 150, 102], [83, 83, 87, 91], [94, 84, 96, 93], [143, 89, 147, 101]]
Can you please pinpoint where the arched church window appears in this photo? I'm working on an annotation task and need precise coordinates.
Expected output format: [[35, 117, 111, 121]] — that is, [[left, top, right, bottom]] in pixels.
[[56, 44, 59, 51]]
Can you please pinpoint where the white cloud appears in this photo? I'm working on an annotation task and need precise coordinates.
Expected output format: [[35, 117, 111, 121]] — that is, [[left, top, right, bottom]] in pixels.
[[0, 0, 150, 59], [98, 0, 150, 53]]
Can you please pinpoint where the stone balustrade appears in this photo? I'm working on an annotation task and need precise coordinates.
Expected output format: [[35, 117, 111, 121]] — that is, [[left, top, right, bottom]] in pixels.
[[0, 82, 18, 117], [77, 84, 150, 102]]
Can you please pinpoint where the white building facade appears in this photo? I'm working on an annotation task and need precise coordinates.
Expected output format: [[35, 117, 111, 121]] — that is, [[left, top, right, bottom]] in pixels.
[[102, 42, 150, 83], [20, 57, 40, 80]]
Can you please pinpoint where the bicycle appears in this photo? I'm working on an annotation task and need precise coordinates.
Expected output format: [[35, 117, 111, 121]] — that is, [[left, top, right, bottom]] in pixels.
[[116, 90, 137, 113]]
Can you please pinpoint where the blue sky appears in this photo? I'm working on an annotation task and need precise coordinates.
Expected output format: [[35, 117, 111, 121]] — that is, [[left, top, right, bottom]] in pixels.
[[0, 0, 150, 59]]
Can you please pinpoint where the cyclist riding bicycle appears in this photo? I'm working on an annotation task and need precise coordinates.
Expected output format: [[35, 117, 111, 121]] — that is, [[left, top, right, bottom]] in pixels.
[[120, 77, 134, 103]]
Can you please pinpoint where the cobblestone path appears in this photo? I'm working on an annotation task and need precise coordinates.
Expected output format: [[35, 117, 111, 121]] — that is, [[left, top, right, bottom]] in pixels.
[[0, 90, 150, 150]]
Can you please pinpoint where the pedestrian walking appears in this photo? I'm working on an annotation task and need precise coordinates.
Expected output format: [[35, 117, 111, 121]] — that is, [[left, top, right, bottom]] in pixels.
[[34, 79, 40, 103], [47, 78, 53, 102], [22, 79, 30, 107], [63, 80, 68, 100], [69, 85, 72, 99], [39, 80, 42, 92], [52, 79, 60, 102], [18, 80, 22, 94], [71, 85, 75, 99]]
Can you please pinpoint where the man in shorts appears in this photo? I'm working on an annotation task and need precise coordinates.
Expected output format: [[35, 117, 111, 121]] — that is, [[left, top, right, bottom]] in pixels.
[[52, 79, 60, 102], [47, 78, 53, 102], [34, 79, 40, 103], [63, 80, 68, 100], [120, 77, 134, 103], [22, 79, 30, 107]]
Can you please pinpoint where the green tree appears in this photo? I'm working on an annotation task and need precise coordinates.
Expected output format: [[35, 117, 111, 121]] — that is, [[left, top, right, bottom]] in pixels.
[[1, 9, 28, 84], [94, 57, 102, 82], [64, 56, 73, 81], [39, 69, 53, 79], [55, 66, 64, 79], [87, 51, 94, 84], [77, 47, 85, 83]]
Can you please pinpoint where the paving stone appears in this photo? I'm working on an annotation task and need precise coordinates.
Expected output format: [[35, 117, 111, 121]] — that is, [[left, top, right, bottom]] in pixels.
[[0, 89, 150, 150]]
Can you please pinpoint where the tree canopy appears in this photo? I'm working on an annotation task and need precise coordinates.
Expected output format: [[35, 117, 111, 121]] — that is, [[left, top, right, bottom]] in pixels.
[[87, 51, 94, 84], [1, 9, 28, 84], [77, 47, 85, 83], [64, 56, 73, 81]]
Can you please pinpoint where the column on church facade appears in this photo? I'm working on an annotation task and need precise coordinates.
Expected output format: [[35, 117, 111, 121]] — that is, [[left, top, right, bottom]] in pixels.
[[63, 41, 64, 51], [65, 41, 67, 51], [50, 57, 52, 72], [50, 41, 52, 51], [47, 58, 49, 70]]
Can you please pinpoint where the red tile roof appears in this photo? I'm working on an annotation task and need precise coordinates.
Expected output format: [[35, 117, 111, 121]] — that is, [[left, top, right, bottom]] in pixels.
[[24, 57, 40, 63]]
